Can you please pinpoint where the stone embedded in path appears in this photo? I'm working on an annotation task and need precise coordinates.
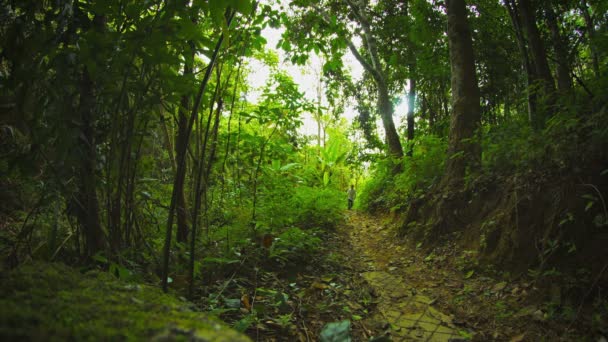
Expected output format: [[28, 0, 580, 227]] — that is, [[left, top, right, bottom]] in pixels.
[[363, 270, 464, 341]]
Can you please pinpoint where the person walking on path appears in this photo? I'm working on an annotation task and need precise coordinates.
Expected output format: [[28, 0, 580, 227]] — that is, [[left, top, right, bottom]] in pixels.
[[347, 185, 356, 210]]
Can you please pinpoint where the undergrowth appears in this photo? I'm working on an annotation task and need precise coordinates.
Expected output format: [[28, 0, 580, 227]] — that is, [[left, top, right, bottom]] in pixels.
[[357, 134, 447, 213]]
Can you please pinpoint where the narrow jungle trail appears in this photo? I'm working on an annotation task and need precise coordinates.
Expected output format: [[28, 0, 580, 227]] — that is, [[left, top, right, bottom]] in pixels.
[[329, 211, 570, 342], [337, 212, 466, 341]]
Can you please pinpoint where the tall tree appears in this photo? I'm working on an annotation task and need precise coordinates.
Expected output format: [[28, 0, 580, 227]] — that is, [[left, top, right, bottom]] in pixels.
[[282, 0, 404, 160], [76, 66, 106, 256], [71, 7, 107, 256], [505, 0, 537, 122], [545, 2, 572, 94], [443, 0, 481, 186], [343, 0, 404, 159], [175, 41, 195, 244], [517, 0, 556, 128]]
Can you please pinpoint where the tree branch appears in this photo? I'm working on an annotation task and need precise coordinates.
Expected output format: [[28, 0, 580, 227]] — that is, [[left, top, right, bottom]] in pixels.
[[347, 40, 382, 82], [310, 2, 384, 84], [344, 0, 381, 72]]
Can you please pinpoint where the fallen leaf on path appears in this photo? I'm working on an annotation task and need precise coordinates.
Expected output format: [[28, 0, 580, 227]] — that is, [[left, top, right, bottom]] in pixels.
[[492, 281, 507, 293], [510, 333, 526, 342], [311, 281, 329, 290], [321, 276, 334, 283], [532, 309, 545, 322]]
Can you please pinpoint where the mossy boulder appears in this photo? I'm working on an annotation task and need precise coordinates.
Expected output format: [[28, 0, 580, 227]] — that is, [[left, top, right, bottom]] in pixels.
[[0, 262, 249, 341]]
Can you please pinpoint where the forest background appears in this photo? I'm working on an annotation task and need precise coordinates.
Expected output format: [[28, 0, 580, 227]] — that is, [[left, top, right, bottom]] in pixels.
[[0, 0, 607, 340]]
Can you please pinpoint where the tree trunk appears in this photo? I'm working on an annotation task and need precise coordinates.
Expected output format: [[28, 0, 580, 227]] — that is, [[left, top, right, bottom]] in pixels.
[[160, 112, 177, 173], [377, 82, 404, 160], [162, 10, 233, 292], [77, 67, 106, 256], [518, 0, 555, 129], [175, 46, 194, 244], [407, 68, 416, 157], [444, 0, 481, 187], [505, 0, 537, 124], [189, 88, 223, 298], [347, 45, 404, 160], [343, 0, 404, 160], [422, 93, 436, 134], [545, 3, 572, 94]]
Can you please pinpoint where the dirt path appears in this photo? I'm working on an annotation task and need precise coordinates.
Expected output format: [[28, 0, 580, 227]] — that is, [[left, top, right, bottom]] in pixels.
[[335, 210, 593, 342], [338, 211, 468, 341]]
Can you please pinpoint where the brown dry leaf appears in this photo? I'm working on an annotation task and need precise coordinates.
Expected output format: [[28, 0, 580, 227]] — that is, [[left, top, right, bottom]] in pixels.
[[241, 293, 251, 311], [262, 234, 274, 249], [510, 333, 526, 342]]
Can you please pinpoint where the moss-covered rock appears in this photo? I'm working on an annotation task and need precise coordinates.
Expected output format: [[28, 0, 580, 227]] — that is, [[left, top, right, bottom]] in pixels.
[[0, 262, 249, 341]]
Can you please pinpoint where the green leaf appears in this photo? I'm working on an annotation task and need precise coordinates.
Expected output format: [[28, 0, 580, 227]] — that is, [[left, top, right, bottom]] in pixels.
[[280, 163, 301, 171], [388, 54, 398, 66], [464, 270, 475, 279], [458, 329, 474, 339], [202, 257, 239, 264], [231, 0, 253, 15], [118, 266, 129, 279], [320, 320, 351, 342], [224, 298, 241, 309], [92, 253, 108, 263], [234, 314, 255, 332], [209, 0, 227, 28]]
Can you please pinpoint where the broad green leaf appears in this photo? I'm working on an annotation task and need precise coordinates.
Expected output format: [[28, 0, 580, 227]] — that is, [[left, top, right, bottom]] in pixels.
[[224, 298, 241, 309], [280, 163, 301, 171], [320, 320, 351, 342], [91, 253, 108, 263], [230, 0, 253, 15]]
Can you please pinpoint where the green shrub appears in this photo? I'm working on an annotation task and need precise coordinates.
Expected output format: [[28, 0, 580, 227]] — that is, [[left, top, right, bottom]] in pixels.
[[269, 227, 321, 266], [358, 135, 447, 212], [482, 106, 608, 174], [290, 186, 344, 229], [356, 160, 392, 212]]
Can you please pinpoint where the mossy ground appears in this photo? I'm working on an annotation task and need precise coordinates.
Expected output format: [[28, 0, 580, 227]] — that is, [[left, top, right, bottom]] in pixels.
[[0, 262, 249, 341]]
